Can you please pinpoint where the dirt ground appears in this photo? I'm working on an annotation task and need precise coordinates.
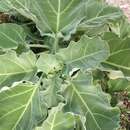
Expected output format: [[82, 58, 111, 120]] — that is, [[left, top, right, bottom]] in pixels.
[[106, 0, 130, 20]]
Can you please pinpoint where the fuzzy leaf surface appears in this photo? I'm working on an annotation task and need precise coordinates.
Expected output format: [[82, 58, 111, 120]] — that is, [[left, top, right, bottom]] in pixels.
[[0, 83, 47, 130], [63, 72, 120, 130], [57, 35, 109, 71], [102, 32, 130, 76], [108, 78, 130, 93], [0, 51, 37, 87], [40, 76, 64, 108], [5, 0, 84, 38], [35, 103, 75, 130], [0, 23, 26, 50], [78, 1, 123, 36], [37, 53, 63, 75]]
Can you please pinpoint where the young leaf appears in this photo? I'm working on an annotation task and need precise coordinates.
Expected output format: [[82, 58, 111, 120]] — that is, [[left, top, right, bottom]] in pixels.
[[63, 72, 120, 130], [5, 0, 84, 38], [75, 115, 86, 130], [40, 76, 64, 108], [57, 35, 109, 71], [35, 103, 75, 130], [0, 51, 37, 87], [0, 23, 27, 50], [37, 53, 63, 75], [0, 83, 47, 130]]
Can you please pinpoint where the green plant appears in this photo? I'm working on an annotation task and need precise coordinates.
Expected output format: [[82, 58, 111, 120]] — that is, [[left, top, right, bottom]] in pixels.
[[0, 0, 130, 130]]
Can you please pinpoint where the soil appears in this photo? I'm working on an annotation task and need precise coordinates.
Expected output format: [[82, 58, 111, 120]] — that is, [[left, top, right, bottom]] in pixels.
[[0, 13, 9, 23]]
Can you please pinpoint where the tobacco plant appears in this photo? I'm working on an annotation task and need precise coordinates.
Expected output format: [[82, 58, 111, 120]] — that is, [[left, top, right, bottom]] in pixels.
[[0, 0, 130, 130]]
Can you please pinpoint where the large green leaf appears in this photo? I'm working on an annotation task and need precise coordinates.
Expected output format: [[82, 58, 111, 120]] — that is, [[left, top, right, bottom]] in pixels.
[[57, 35, 109, 71], [78, 1, 123, 36], [0, 51, 37, 87], [102, 32, 130, 76], [63, 72, 120, 130], [37, 53, 63, 75], [2, 0, 123, 36], [3, 0, 123, 38], [35, 103, 75, 130], [0, 83, 47, 130], [5, 0, 84, 38], [0, 23, 27, 50]]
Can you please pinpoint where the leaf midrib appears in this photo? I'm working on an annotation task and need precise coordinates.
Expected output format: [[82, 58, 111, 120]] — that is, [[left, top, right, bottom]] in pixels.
[[110, 48, 130, 56], [56, 0, 61, 33], [71, 83, 101, 130], [83, 12, 121, 25], [103, 61, 130, 71], [67, 49, 107, 65], [0, 32, 18, 45], [50, 106, 59, 130], [12, 86, 37, 129], [0, 68, 35, 76], [0, 88, 34, 102]]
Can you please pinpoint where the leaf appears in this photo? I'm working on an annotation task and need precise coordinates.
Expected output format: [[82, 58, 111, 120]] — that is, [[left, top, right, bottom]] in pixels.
[[102, 32, 130, 76], [0, 83, 47, 130], [74, 115, 86, 130], [57, 35, 109, 71], [37, 53, 63, 75], [5, 0, 84, 38], [110, 18, 130, 38], [108, 78, 130, 93], [63, 72, 120, 130], [0, 0, 10, 12], [108, 78, 130, 106], [40, 75, 64, 108], [3, 0, 123, 38], [0, 23, 27, 50], [78, 1, 123, 36], [35, 103, 75, 130], [0, 51, 37, 87], [108, 70, 124, 79]]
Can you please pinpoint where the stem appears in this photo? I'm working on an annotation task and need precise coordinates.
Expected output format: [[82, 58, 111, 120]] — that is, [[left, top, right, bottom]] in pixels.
[[29, 44, 49, 49], [53, 34, 59, 54], [37, 73, 44, 87]]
